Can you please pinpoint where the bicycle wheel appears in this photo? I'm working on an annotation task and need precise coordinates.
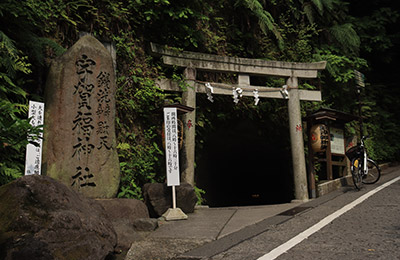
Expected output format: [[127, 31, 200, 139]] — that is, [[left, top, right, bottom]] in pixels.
[[351, 157, 362, 190], [362, 158, 381, 184]]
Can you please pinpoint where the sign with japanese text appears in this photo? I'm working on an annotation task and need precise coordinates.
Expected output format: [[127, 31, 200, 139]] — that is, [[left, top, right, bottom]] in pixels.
[[25, 101, 44, 175], [330, 127, 345, 155], [163, 107, 180, 186]]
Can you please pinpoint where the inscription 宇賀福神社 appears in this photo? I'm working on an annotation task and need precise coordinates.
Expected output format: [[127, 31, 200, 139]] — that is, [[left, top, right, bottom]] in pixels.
[[72, 54, 96, 187], [71, 56, 115, 187]]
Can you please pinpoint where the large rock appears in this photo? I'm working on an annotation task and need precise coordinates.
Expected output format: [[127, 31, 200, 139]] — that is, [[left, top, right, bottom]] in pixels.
[[43, 35, 120, 198], [0, 175, 117, 260], [96, 198, 150, 224], [96, 198, 154, 251], [143, 182, 197, 218]]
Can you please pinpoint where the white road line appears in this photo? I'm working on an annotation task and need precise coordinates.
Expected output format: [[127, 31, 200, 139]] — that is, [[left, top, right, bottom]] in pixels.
[[258, 176, 400, 260]]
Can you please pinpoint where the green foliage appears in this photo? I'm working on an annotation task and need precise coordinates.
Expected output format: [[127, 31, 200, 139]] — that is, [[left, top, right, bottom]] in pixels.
[[302, 0, 339, 23], [0, 31, 42, 185], [0, 1, 66, 186], [358, 82, 400, 162], [112, 32, 167, 199], [314, 48, 367, 83], [1, 0, 399, 195], [194, 186, 206, 205], [0, 33, 31, 78], [0, 101, 42, 185], [277, 13, 318, 62], [116, 135, 164, 199], [328, 23, 360, 54], [236, 0, 283, 48], [355, 7, 399, 54], [197, 15, 227, 55]]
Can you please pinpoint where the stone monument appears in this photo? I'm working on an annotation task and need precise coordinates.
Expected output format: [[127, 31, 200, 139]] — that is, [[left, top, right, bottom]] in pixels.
[[43, 35, 120, 198]]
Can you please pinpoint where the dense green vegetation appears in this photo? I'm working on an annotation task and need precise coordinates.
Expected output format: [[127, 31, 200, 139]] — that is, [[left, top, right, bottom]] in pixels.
[[1, 0, 399, 197]]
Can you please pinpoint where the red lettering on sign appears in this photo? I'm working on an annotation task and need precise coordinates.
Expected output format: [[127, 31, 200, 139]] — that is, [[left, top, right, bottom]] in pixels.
[[187, 120, 193, 129]]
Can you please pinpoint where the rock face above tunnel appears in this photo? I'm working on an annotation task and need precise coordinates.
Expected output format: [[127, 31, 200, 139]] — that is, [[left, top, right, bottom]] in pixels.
[[0, 175, 117, 260]]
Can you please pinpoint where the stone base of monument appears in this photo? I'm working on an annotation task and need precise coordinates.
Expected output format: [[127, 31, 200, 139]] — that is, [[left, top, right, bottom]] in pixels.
[[162, 207, 188, 221]]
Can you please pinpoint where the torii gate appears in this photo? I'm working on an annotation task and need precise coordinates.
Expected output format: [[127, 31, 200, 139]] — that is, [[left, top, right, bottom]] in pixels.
[[151, 43, 326, 201]]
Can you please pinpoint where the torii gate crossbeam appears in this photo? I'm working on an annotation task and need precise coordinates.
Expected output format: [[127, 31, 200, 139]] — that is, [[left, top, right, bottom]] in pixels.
[[151, 43, 326, 201]]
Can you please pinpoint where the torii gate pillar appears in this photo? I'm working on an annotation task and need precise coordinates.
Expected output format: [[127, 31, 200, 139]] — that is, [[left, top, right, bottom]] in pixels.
[[287, 77, 308, 201], [181, 67, 196, 186]]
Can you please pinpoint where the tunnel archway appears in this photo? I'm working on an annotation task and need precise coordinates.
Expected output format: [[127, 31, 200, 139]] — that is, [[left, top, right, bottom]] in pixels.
[[195, 116, 294, 207]]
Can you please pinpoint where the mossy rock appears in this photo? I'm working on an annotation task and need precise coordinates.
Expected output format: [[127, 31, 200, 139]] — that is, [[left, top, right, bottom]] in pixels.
[[0, 175, 117, 260]]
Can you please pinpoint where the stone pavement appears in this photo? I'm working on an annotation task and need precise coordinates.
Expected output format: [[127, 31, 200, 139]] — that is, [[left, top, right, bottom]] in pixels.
[[123, 163, 398, 260], [124, 202, 302, 260]]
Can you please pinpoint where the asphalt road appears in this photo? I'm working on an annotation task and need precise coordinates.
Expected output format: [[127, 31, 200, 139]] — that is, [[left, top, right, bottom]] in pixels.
[[201, 166, 400, 260]]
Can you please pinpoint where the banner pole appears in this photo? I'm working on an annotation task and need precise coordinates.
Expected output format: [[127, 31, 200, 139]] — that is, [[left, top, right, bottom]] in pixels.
[[172, 185, 177, 209], [162, 106, 187, 220]]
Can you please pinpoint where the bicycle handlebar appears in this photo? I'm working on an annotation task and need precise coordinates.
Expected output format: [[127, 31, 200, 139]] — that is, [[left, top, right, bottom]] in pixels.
[[361, 135, 369, 142]]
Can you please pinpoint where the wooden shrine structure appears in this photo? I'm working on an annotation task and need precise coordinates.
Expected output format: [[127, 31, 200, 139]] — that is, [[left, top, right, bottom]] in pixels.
[[151, 43, 326, 201], [304, 108, 359, 198]]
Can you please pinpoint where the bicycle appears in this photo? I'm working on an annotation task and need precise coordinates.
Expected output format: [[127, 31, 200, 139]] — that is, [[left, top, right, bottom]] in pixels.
[[345, 136, 381, 190]]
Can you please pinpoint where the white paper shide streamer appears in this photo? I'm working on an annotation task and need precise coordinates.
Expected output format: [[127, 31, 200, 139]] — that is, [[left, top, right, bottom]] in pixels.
[[205, 83, 214, 103], [233, 87, 243, 104], [253, 89, 260, 105]]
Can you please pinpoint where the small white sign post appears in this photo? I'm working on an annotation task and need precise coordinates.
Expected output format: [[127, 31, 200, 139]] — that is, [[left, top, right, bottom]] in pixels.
[[162, 107, 188, 221], [24, 101, 45, 175]]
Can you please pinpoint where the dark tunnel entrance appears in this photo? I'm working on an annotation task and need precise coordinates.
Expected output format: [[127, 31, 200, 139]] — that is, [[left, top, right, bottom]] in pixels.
[[195, 117, 295, 207]]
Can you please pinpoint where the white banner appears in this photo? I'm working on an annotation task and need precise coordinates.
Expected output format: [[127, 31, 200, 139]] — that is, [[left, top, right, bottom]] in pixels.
[[163, 107, 180, 186], [25, 101, 44, 175]]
